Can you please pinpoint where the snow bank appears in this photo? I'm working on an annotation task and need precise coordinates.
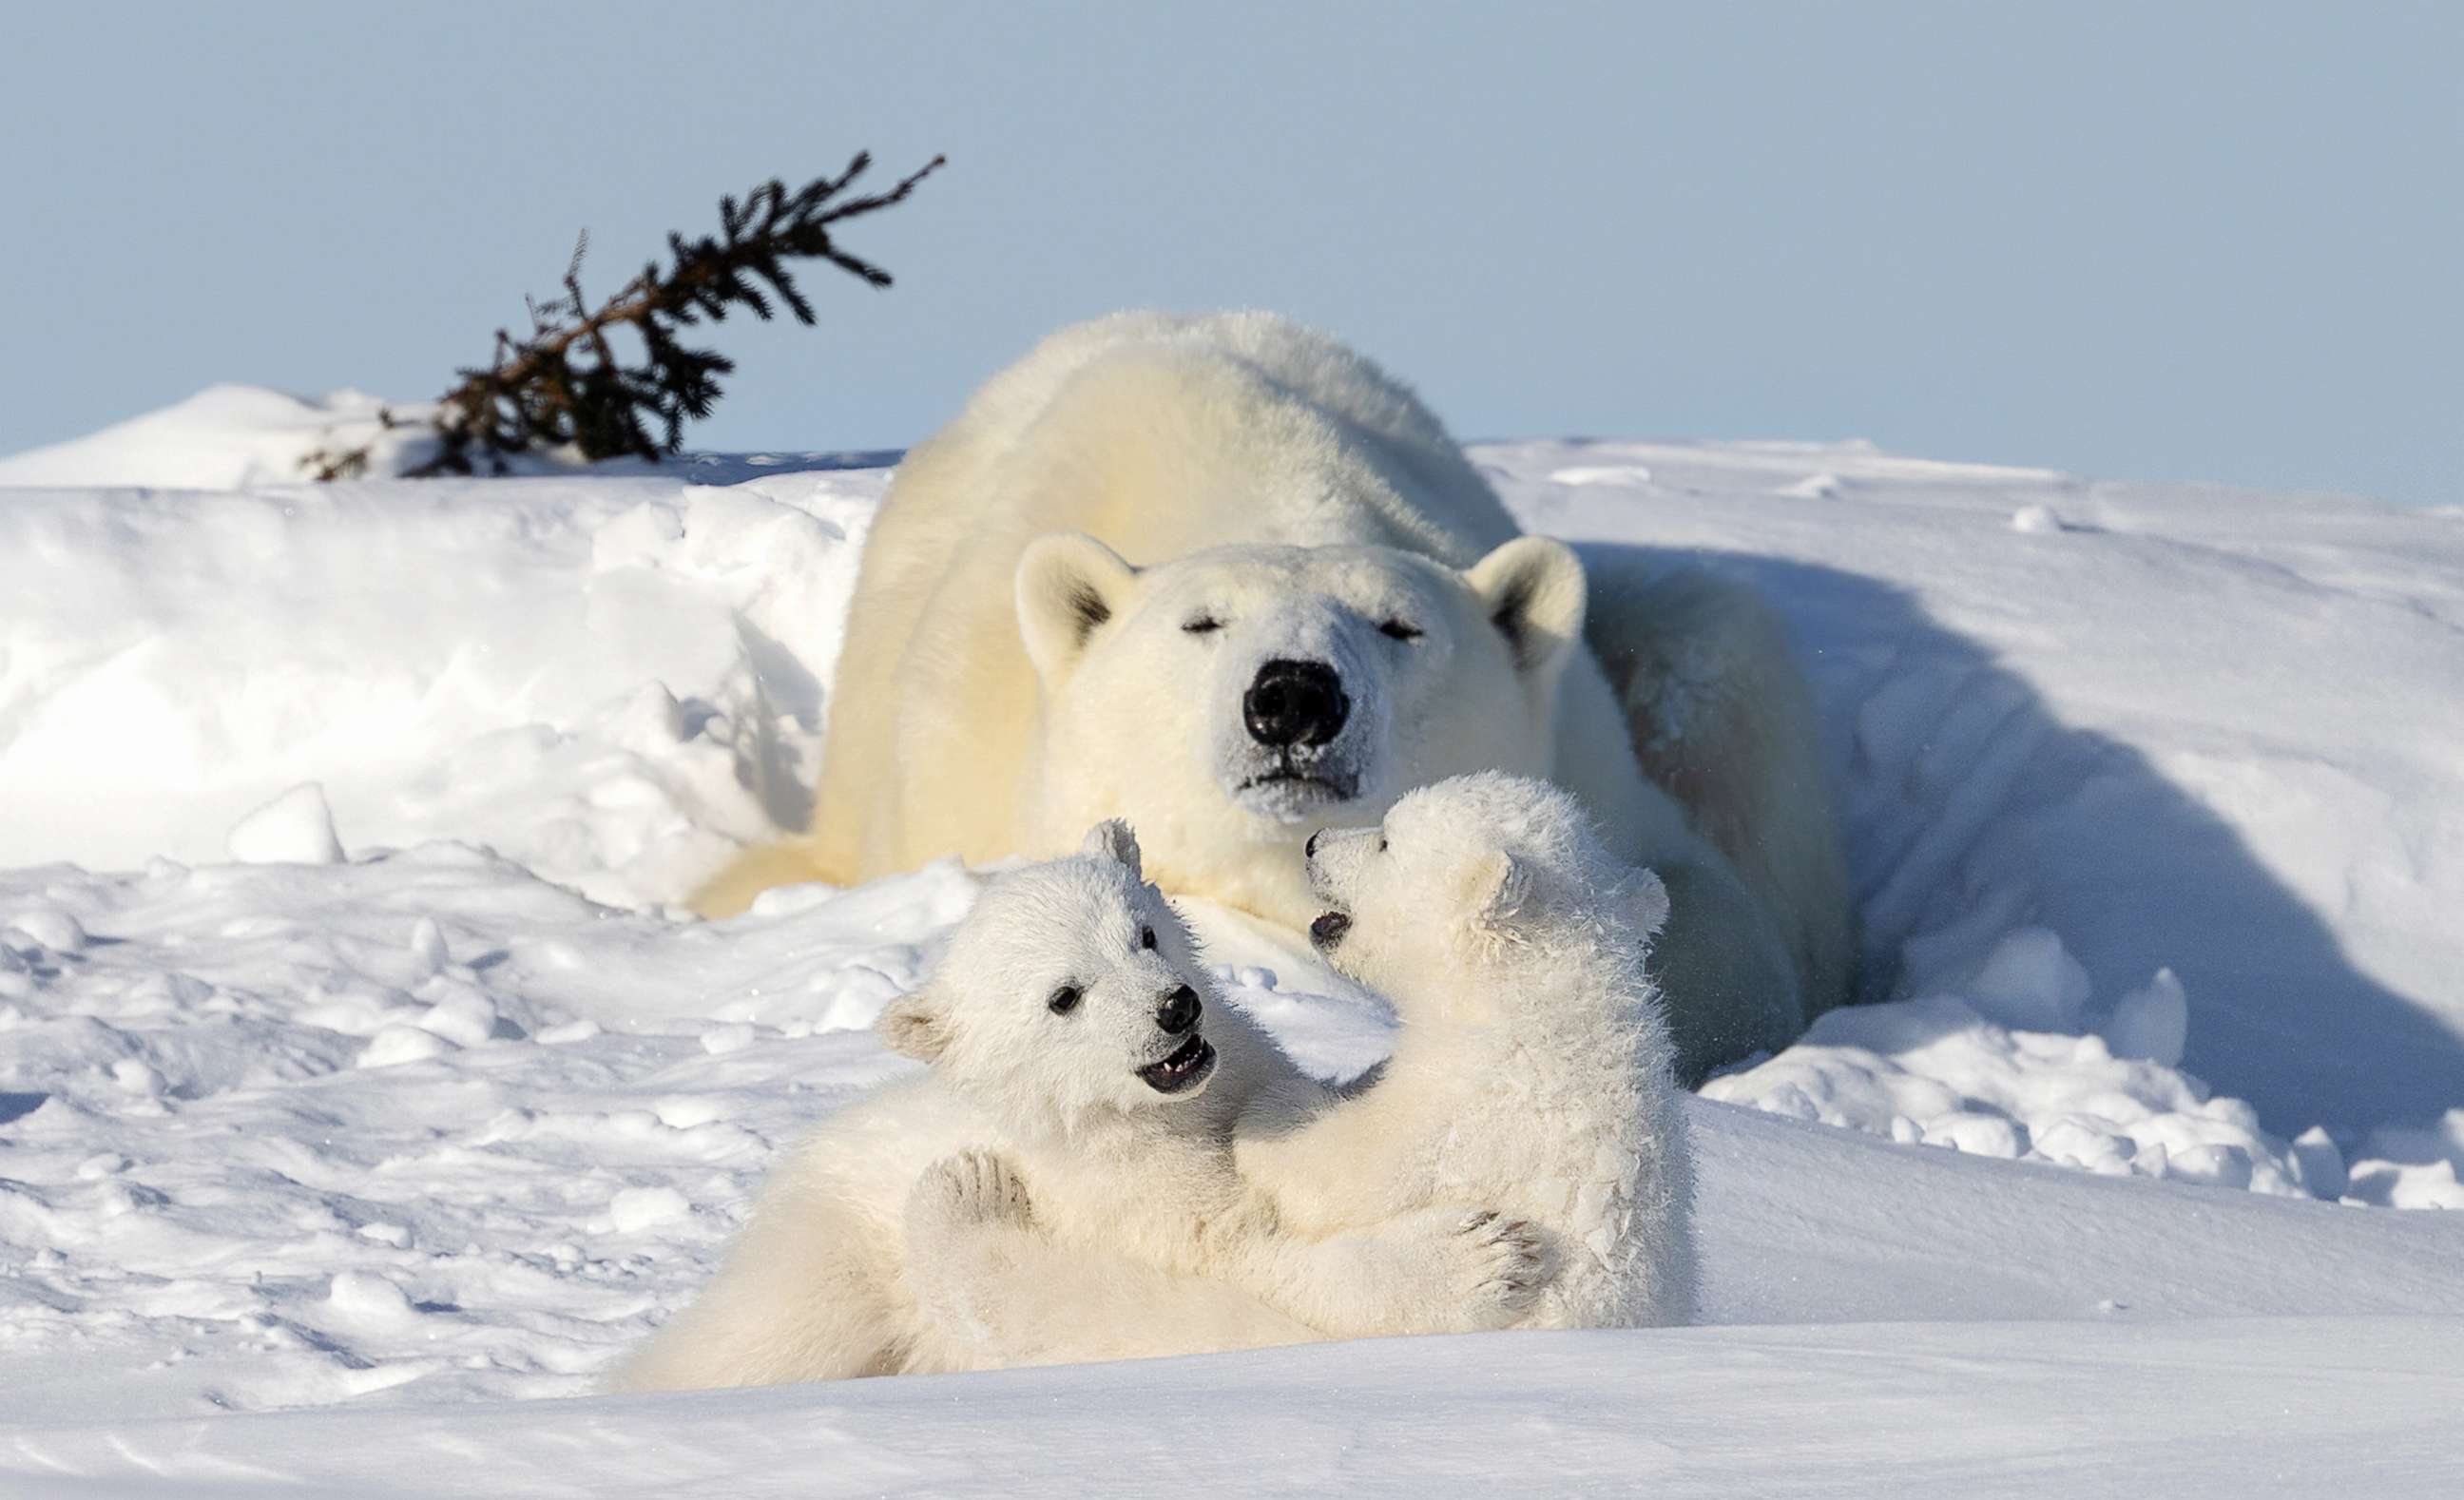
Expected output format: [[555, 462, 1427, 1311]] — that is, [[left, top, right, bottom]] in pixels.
[[8, 1316, 2460, 1499], [0, 456, 883, 907], [4, 416, 2459, 1199], [0, 385, 443, 491], [0, 849, 975, 1417], [3, 841, 2458, 1424], [3, 397, 2461, 1452], [1513, 440, 2464, 1144]]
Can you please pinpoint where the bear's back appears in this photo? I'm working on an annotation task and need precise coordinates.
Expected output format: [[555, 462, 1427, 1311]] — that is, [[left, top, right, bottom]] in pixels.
[[936, 311, 1521, 566]]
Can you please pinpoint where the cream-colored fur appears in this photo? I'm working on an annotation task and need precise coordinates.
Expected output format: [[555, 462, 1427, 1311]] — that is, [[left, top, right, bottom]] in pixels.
[[1586, 566, 1858, 1025], [1242, 773, 1696, 1327], [700, 310, 1851, 1079], [905, 774, 1691, 1361], [615, 825, 1548, 1391]]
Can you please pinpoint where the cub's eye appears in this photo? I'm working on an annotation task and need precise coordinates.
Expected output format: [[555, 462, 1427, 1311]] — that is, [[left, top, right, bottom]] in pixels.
[[1378, 619, 1423, 642], [1377, 835, 1390, 853], [1139, 926, 1158, 951], [1048, 985, 1083, 1015], [1183, 615, 1223, 635]]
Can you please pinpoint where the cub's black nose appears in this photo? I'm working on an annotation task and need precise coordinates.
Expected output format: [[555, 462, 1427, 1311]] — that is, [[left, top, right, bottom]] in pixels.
[[1244, 660, 1349, 748], [1309, 911, 1351, 951], [1155, 984, 1203, 1034]]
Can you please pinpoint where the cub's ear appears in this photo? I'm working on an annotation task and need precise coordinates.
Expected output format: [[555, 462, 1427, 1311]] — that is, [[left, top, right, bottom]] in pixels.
[[1464, 536, 1587, 682], [1017, 532, 1140, 683], [1628, 867, 1672, 941], [1081, 817, 1143, 878], [1465, 849, 1534, 935], [876, 990, 951, 1064]]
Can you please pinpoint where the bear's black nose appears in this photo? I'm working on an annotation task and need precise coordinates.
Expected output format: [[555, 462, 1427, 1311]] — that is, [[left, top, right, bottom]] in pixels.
[[1244, 660, 1349, 748], [1155, 984, 1203, 1035]]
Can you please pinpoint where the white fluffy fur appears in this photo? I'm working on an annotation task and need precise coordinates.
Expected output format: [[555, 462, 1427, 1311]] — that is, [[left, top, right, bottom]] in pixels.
[[616, 825, 1548, 1392], [1239, 773, 1697, 1327], [695, 310, 1851, 1080]]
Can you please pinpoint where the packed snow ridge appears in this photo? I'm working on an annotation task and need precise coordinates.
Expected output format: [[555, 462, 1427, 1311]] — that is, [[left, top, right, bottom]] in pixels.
[[1, 388, 2461, 1439]]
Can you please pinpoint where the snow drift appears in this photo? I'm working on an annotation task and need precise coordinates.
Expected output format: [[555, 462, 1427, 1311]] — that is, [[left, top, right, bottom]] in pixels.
[[2, 388, 2460, 1490]]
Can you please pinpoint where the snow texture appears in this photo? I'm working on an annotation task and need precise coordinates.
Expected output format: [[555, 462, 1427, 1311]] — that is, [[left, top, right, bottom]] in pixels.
[[2, 389, 2461, 1490]]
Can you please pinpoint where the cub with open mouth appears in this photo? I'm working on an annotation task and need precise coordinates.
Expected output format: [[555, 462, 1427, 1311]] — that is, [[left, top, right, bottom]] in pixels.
[[615, 820, 1552, 1391]]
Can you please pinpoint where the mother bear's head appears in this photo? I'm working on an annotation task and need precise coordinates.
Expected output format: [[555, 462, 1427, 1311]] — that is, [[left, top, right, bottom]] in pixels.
[[1012, 530, 1588, 919]]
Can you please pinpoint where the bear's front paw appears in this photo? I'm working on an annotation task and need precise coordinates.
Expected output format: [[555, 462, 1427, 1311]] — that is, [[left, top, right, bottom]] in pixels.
[[911, 1150, 1034, 1234], [1444, 1208, 1556, 1328]]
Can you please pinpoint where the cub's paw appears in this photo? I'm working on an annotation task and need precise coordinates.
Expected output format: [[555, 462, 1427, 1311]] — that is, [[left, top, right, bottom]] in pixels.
[[1442, 1208, 1556, 1328], [909, 1150, 1033, 1236]]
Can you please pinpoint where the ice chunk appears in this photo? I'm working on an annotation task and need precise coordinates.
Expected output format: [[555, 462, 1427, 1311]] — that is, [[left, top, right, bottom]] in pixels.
[[407, 916, 450, 976], [2383, 1160, 2464, 1209], [609, 1185, 690, 1233], [1962, 928, 2092, 1033], [2105, 968, 2189, 1067], [2290, 1125, 2348, 1200], [652, 1097, 726, 1130], [110, 1059, 165, 1097], [226, 783, 345, 865], [2168, 1144, 2255, 1190], [6, 909, 87, 952], [359, 1024, 453, 1068], [414, 989, 500, 1048], [700, 1022, 759, 1055], [1924, 1113, 2028, 1158], [325, 1271, 417, 1330]]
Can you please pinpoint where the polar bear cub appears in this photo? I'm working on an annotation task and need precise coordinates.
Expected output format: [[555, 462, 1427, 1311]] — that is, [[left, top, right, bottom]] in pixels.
[[614, 822, 1548, 1391], [1240, 772, 1697, 1328]]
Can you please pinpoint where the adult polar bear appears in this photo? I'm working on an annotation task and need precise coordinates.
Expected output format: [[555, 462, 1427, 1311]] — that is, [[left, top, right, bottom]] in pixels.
[[701, 312, 1853, 1074]]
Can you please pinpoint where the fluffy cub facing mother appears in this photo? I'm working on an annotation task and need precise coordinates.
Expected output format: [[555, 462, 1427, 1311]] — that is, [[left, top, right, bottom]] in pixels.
[[1254, 772, 1694, 1329], [621, 775, 1691, 1387]]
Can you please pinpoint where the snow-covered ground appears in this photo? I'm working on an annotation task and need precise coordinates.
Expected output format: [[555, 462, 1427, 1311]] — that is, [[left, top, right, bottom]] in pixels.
[[3, 389, 2460, 1493]]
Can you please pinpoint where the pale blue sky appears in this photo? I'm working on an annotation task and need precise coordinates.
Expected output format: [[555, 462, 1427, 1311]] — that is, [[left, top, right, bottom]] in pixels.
[[2, 2, 2454, 504]]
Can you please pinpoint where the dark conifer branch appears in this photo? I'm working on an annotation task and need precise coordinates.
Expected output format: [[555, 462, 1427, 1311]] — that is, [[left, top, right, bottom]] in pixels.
[[307, 152, 944, 481]]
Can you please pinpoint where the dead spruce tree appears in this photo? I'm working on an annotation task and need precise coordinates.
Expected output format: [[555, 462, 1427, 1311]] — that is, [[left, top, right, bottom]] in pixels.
[[310, 151, 944, 480]]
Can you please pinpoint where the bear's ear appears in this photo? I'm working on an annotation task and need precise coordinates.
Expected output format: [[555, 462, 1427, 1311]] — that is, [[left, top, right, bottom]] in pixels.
[[1464, 536, 1587, 682], [1465, 849, 1534, 934], [1081, 818, 1143, 877], [1017, 532, 1140, 683], [876, 990, 951, 1064]]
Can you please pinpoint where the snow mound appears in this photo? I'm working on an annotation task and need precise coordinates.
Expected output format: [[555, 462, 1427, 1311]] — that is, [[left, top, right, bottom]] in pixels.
[[0, 848, 977, 1416], [226, 781, 347, 865], [2, 407, 2460, 1439], [0, 384, 447, 490], [8, 1317, 2461, 1498], [1511, 440, 2464, 1143], [0, 463, 884, 906], [2, 844, 2459, 1424], [0, 382, 904, 492], [1, 428, 2456, 1186]]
